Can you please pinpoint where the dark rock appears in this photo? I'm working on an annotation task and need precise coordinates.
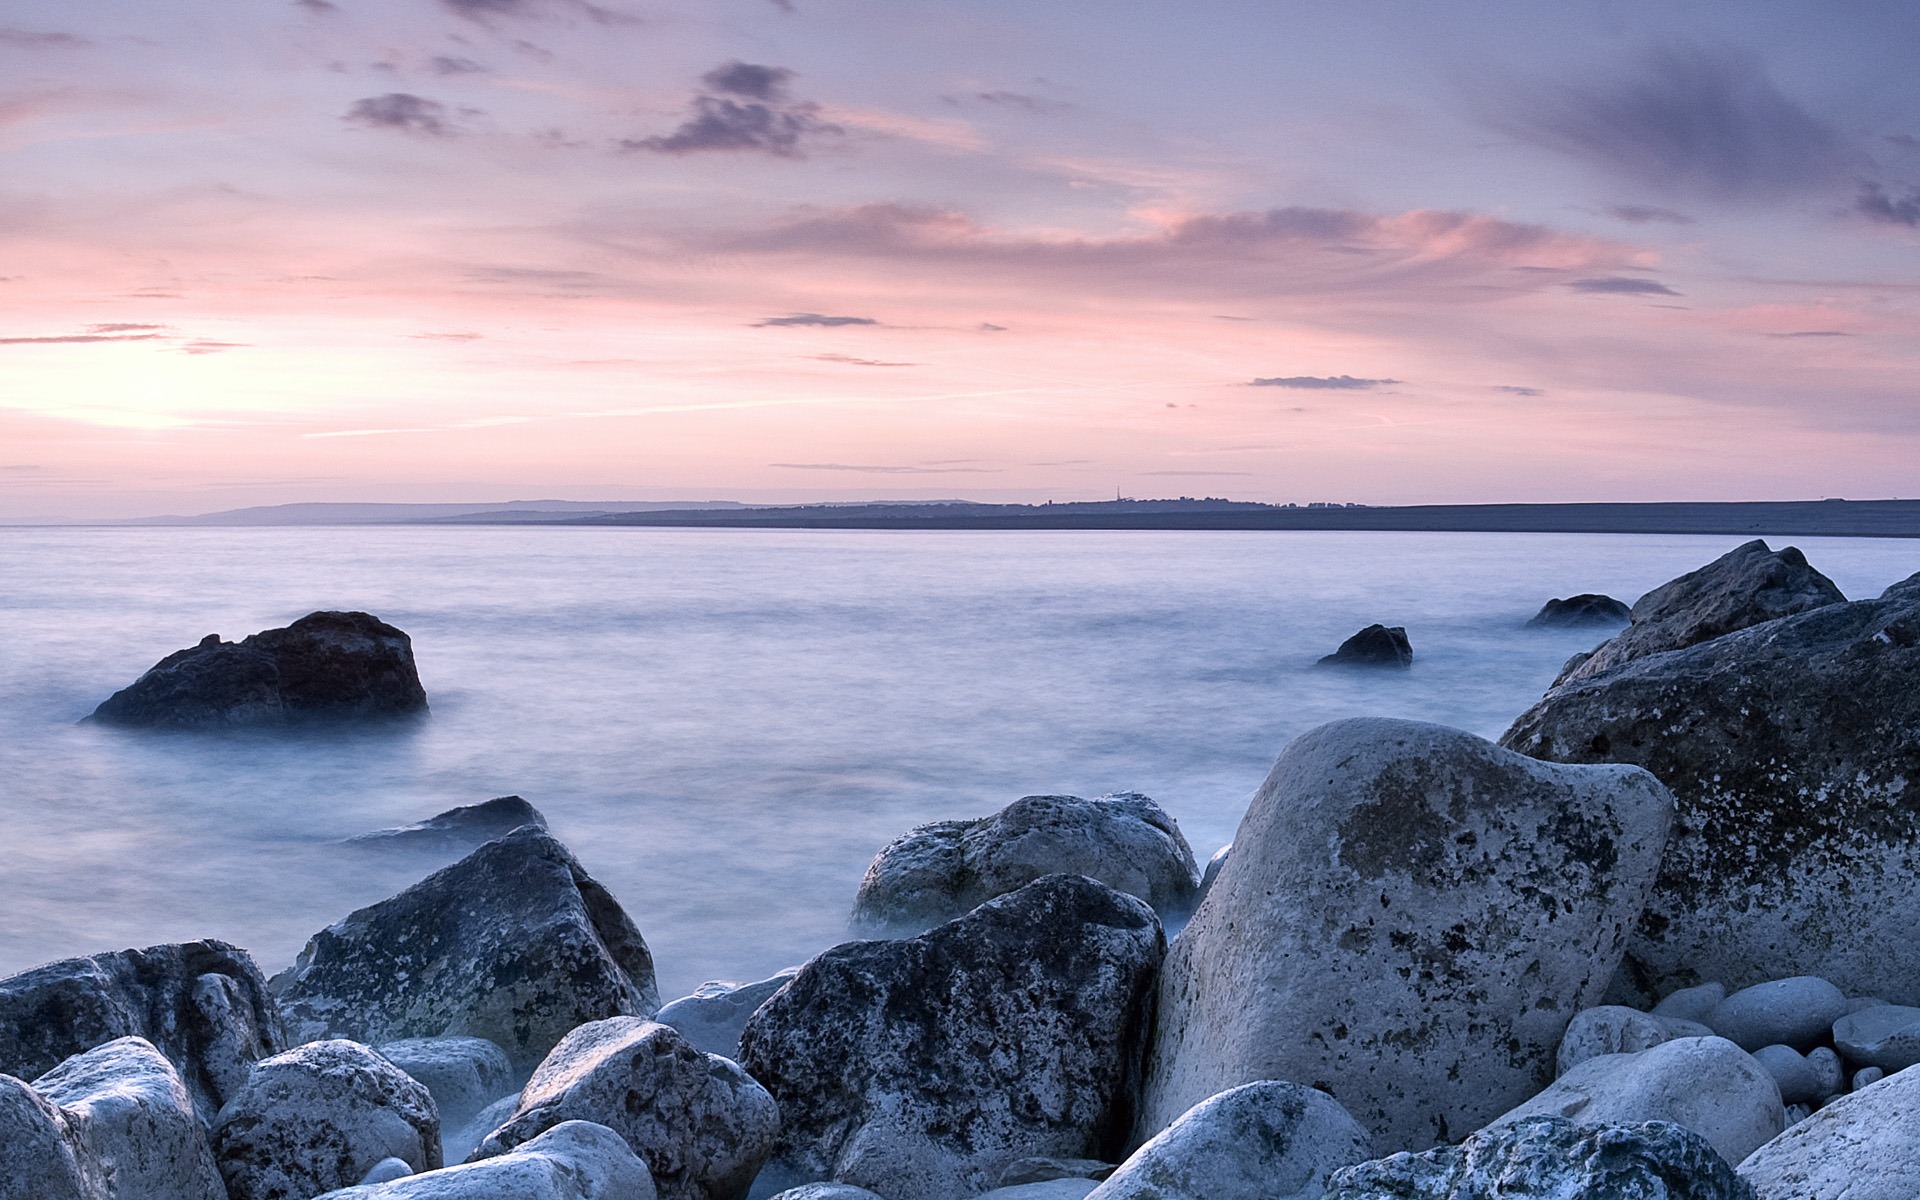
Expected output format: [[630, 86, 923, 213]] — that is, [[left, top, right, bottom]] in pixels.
[[272, 826, 659, 1075], [738, 874, 1165, 1200], [0, 940, 285, 1122], [347, 797, 547, 852], [89, 611, 428, 729], [1501, 572, 1920, 1002], [1528, 594, 1632, 628], [1317, 625, 1412, 669], [850, 793, 1199, 935], [1324, 1116, 1753, 1199]]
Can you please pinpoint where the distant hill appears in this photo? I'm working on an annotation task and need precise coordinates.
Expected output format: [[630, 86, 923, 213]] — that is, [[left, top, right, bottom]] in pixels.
[[124, 500, 748, 526]]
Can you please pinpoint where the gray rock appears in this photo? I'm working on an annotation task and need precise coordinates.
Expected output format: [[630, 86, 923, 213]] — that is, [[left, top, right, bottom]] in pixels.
[[473, 1018, 777, 1200], [850, 793, 1199, 935], [763, 1187, 886, 1200], [655, 971, 798, 1059], [997, 1158, 1115, 1186], [1854, 1066, 1886, 1090], [445, 1091, 518, 1165], [1833, 1005, 1920, 1073], [1501, 569, 1920, 1002], [0, 1073, 94, 1200], [1139, 719, 1674, 1152], [1557, 540, 1843, 685], [1326, 1116, 1753, 1199], [358, 1158, 413, 1185], [313, 1120, 657, 1200], [1557, 1006, 1714, 1075], [739, 874, 1165, 1200], [272, 826, 659, 1074], [211, 1039, 441, 1200], [1529, 594, 1632, 628], [978, 1183, 1098, 1200], [1751, 1045, 1825, 1106], [1196, 844, 1231, 900], [349, 797, 547, 851], [22, 1036, 226, 1200], [1704, 978, 1847, 1052], [1738, 1061, 1920, 1198], [1845, 995, 1890, 1014], [1808, 1047, 1844, 1098], [89, 611, 429, 728], [1652, 983, 1727, 1024], [374, 1037, 514, 1131], [1087, 1081, 1372, 1200], [1492, 1036, 1782, 1167], [0, 940, 284, 1122], [1317, 624, 1412, 669]]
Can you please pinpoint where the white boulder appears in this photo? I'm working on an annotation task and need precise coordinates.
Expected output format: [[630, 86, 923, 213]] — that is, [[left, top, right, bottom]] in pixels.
[[1087, 1081, 1371, 1200], [1739, 1062, 1920, 1199], [655, 971, 798, 1059], [314, 1120, 656, 1199], [1557, 1005, 1713, 1075]]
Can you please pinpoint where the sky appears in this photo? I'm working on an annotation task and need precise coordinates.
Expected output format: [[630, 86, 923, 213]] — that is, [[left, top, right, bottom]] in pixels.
[[1, 0, 1917, 517]]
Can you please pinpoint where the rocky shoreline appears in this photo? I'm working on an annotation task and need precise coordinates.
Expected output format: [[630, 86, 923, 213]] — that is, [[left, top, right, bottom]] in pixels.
[[5, 538, 1919, 1199]]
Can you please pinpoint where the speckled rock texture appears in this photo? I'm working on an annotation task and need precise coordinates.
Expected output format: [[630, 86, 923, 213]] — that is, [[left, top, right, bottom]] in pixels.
[[472, 1018, 776, 1200], [89, 610, 429, 728], [850, 793, 1199, 935], [0, 1072, 94, 1200], [1557, 1006, 1713, 1075], [313, 1120, 657, 1200], [763, 1186, 887, 1200], [1086, 1081, 1372, 1200], [655, 971, 798, 1059], [349, 797, 547, 852], [272, 826, 660, 1075], [1326, 1116, 1754, 1199], [373, 1037, 514, 1131], [1139, 719, 1673, 1152], [1529, 595, 1632, 628], [1738, 1062, 1920, 1199], [211, 1039, 441, 1200], [1491, 1037, 1783, 1167], [1502, 568, 1920, 1002], [738, 874, 1165, 1200], [0, 939, 284, 1122]]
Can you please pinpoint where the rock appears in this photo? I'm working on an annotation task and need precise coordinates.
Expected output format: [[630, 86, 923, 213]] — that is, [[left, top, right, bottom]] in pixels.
[[978, 1183, 1098, 1200], [1751, 1045, 1824, 1106], [1529, 594, 1632, 628], [1808, 1048, 1844, 1098], [1492, 1036, 1782, 1167], [1704, 978, 1847, 1051], [445, 1092, 519, 1164], [473, 1018, 777, 1200], [312, 1120, 657, 1200], [850, 793, 1199, 935], [272, 826, 659, 1074], [1086, 1081, 1372, 1200], [739, 874, 1164, 1200], [0, 940, 284, 1122], [374, 1037, 514, 1131], [1326, 1116, 1753, 1199], [1557, 540, 1844, 685], [0, 1073, 94, 1200], [1139, 718, 1674, 1151], [1501, 570, 1920, 1002], [1738, 1061, 1920, 1198], [1652, 983, 1727, 1024], [1557, 1006, 1713, 1075], [210, 1039, 441, 1200], [1196, 844, 1231, 899], [1845, 995, 1890, 1014], [997, 1158, 1115, 1186], [764, 1187, 887, 1200], [1854, 1066, 1886, 1090], [348, 797, 547, 851], [1833, 1005, 1920, 1073], [89, 611, 429, 728], [655, 971, 798, 1059], [1317, 624, 1412, 669], [358, 1158, 414, 1185]]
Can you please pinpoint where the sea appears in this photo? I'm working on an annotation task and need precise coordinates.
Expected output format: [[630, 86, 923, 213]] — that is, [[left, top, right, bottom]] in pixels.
[[2, 527, 1915, 1000]]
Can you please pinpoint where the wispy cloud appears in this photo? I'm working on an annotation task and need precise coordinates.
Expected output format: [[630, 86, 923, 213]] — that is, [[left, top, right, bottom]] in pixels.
[[1857, 183, 1920, 227], [344, 93, 466, 137], [771, 462, 998, 473], [0, 28, 90, 48], [622, 61, 839, 158], [1495, 385, 1545, 396], [88, 322, 170, 333], [944, 90, 1072, 115], [1250, 375, 1397, 390], [1567, 276, 1680, 295], [809, 353, 915, 366], [179, 340, 249, 355], [0, 332, 163, 345], [754, 313, 877, 327], [429, 56, 489, 76], [1605, 204, 1695, 225], [1765, 330, 1851, 338]]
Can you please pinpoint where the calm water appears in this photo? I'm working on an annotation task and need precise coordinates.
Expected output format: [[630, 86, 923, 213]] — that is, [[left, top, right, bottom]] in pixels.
[[2, 527, 1915, 999]]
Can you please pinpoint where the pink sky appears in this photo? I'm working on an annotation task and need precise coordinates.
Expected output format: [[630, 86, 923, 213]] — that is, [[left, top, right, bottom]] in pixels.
[[1, 1, 1917, 517]]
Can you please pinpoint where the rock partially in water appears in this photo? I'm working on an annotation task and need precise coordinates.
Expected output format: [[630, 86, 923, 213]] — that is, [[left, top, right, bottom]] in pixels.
[[1139, 719, 1674, 1152], [1832, 1005, 1920, 1073], [655, 970, 798, 1059], [211, 1039, 440, 1200], [89, 611, 429, 729], [1738, 1063, 1920, 1199], [373, 1037, 514, 1132], [0, 940, 284, 1122], [445, 1092, 519, 1165], [348, 797, 547, 852], [472, 1018, 777, 1200], [1316, 624, 1412, 669], [313, 1120, 657, 1200], [1528, 594, 1632, 628], [850, 792, 1199, 934], [273, 826, 659, 1075], [739, 874, 1164, 1200]]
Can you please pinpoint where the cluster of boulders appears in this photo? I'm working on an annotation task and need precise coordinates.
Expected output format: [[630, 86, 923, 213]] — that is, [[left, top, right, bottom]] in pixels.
[[11, 537, 1919, 1198]]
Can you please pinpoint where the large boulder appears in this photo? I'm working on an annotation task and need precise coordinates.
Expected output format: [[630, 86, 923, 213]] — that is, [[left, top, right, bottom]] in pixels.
[[373, 1037, 514, 1131], [0, 940, 284, 1121], [472, 1018, 777, 1200], [312, 1120, 657, 1200], [89, 611, 429, 728], [1737, 1062, 1920, 1199], [348, 797, 547, 852], [272, 826, 659, 1074], [1086, 1081, 1372, 1200], [211, 1039, 440, 1200], [654, 970, 797, 1059], [850, 793, 1199, 934], [1139, 719, 1673, 1152], [1325, 1116, 1753, 1199], [1502, 570, 1920, 1002], [738, 874, 1165, 1200]]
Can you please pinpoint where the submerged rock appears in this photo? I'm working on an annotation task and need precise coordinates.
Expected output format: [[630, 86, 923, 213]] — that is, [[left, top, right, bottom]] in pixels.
[[1529, 594, 1632, 628], [89, 611, 429, 728], [273, 826, 659, 1075], [0, 940, 284, 1122], [739, 874, 1165, 1200], [373, 1037, 514, 1132], [850, 792, 1199, 934], [1738, 1063, 1920, 1199], [348, 797, 547, 851], [312, 1120, 657, 1200], [654, 970, 798, 1059], [1317, 625, 1412, 669], [1139, 718, 1673, 1152]]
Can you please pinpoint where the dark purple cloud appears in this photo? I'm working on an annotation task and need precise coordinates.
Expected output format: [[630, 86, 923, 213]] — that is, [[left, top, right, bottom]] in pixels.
[[1857, 183, 1920, 227], [1567, 276, 1680, 295], [344, 93, 460, 137], [755, 313, 877, 327], [624, 63, 838, 158], [703, 62, 791, 101], [1250, 375, 1397, 390], [1605, 204, 1695, 225], [429, 56, 488, 75]]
